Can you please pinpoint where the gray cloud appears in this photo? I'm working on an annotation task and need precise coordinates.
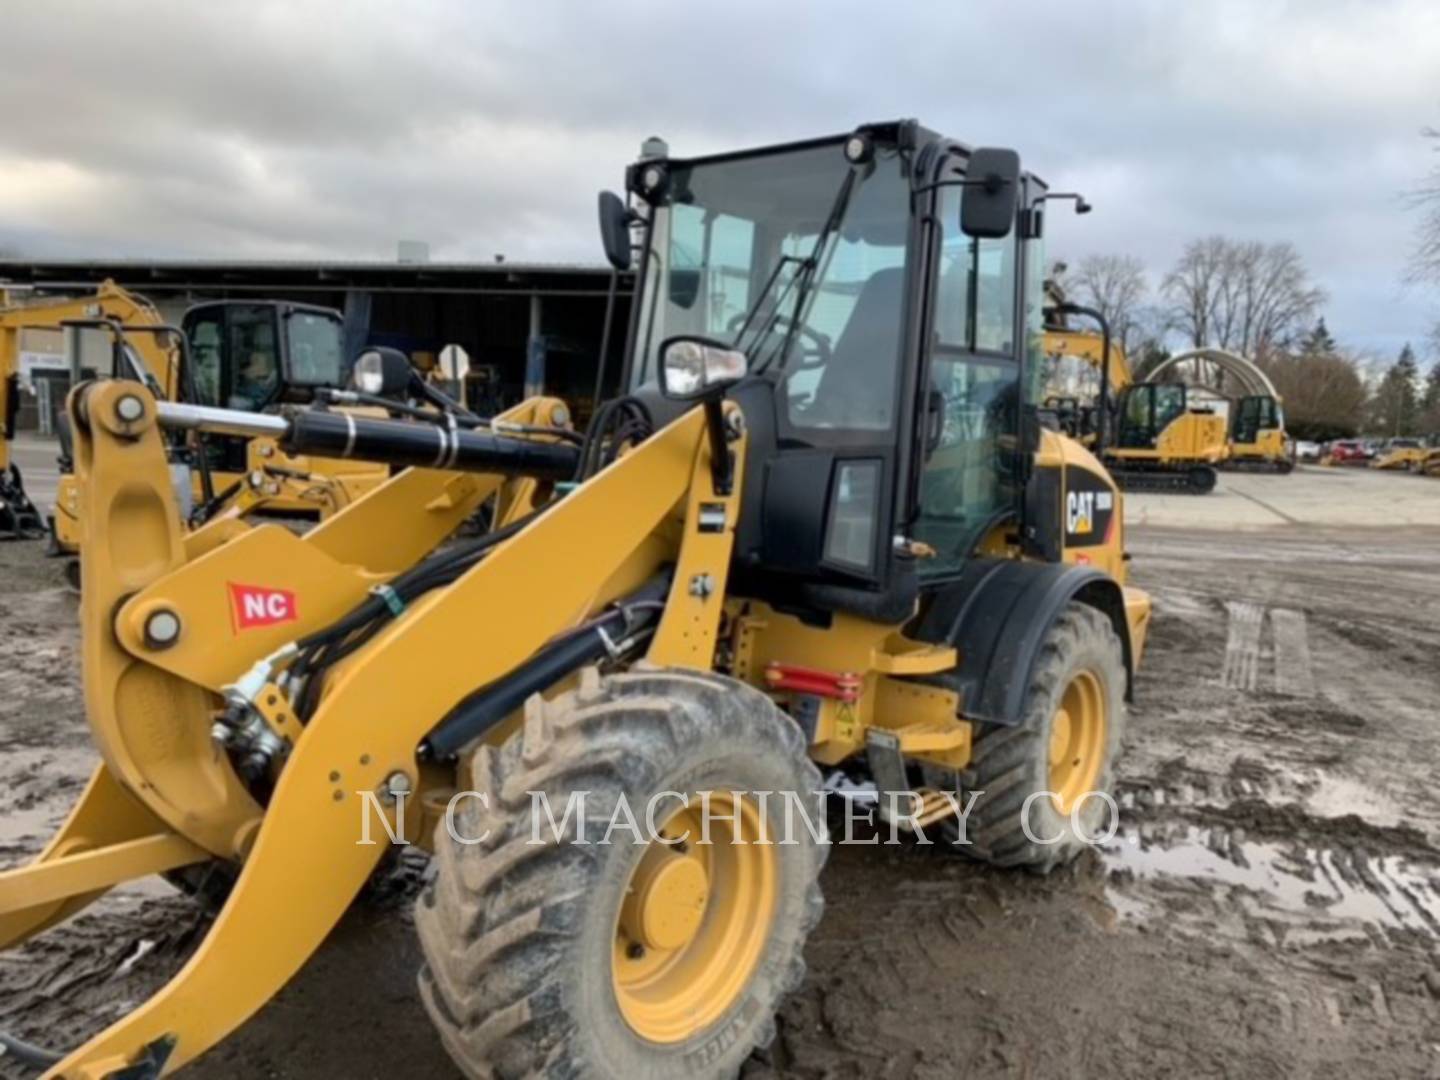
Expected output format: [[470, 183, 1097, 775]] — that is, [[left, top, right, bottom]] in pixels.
[[0, 0, 1435, 359]]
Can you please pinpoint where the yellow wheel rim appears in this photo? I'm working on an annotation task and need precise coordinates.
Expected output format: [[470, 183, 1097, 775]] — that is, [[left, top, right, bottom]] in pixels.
[[1047, 670, 1107, 814], [613, 794, 776, 1043]]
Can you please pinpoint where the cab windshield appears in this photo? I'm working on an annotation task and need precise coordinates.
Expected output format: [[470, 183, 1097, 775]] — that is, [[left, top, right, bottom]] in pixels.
[[632, 142, 912, 433], [286, 311, 345, 387]]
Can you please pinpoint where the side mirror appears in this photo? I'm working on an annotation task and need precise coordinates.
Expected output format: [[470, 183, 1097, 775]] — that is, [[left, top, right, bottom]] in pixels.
[[598, 191, 632, 271], [658, 336, 747, 400], [961, 147, 1021, 239], [351, 346, 414, 399]]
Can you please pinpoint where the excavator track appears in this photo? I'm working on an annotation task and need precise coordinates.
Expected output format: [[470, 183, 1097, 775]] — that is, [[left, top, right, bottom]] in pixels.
[[1113, 464, 1217, 495]]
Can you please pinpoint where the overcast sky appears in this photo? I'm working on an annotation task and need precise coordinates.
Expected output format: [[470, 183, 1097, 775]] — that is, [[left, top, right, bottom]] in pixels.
[[0, 0, 1436, 363]]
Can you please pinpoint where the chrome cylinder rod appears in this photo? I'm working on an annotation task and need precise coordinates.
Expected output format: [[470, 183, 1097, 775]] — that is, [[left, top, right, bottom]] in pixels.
[[155, 401, 290, 439]]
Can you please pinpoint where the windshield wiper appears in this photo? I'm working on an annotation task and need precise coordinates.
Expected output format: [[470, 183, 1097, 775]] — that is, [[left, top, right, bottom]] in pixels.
[[751, 169, 859, 374], [731, 253, 808, 355]]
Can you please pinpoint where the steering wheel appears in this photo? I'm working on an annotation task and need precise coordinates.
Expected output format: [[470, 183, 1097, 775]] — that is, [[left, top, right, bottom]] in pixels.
[[726, 313, 832, 372]]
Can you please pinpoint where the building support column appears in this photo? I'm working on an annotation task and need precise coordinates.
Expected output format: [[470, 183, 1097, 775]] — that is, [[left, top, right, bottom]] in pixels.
[[524, 292, 545, 398]]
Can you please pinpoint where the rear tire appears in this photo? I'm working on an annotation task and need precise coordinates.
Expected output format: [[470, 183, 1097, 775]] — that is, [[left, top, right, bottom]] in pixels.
[[416, 666, 827, 1080], [951, 603, 1127, 873]]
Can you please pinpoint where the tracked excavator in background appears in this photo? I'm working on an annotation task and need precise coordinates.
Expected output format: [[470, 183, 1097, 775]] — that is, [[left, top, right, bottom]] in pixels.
[[0, 123, 1151, 1078], [1142, 349, 1291, 474], [1041, 309, 1225, 493]]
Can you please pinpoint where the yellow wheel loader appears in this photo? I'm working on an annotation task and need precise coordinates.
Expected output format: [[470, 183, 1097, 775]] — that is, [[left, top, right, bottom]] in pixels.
[[0, 123, 1151, 1078]]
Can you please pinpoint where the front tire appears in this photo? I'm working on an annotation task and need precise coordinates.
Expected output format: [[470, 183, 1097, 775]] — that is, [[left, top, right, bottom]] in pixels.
[[417, 666, 826, 1079], [955, 603, 1127, 872]]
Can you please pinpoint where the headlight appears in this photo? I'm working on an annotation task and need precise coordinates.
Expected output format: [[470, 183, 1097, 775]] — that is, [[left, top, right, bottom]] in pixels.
[[659, 338, 747, 400], [349, 347, 412, 398]]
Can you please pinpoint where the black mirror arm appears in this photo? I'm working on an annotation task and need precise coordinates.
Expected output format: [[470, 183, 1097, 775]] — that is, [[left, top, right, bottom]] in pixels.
[[1035, 192, 1092, 215], [912, 176, 1011, 197], [704, 397, 732, 496]]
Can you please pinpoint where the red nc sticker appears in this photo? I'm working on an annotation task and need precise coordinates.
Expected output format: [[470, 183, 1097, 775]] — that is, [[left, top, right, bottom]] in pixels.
[[228, 583, 299, 631]]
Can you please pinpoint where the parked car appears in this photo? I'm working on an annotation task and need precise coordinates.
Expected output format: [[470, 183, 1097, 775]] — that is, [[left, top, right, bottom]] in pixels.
[[1295, 440, 1321, 462], [1323, 439, 1372, 465]]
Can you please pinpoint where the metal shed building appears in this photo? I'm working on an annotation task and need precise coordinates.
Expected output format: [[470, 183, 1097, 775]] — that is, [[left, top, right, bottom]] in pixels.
[[0, 257, 634, 427]]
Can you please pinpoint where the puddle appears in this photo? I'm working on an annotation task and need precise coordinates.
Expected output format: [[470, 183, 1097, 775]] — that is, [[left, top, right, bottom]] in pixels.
[[1301, 774, 1406, 828], [1103, 825, 1440, 936]]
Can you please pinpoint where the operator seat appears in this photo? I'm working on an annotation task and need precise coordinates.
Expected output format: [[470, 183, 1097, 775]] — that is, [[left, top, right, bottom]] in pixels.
[[805, 266, 904, 429]]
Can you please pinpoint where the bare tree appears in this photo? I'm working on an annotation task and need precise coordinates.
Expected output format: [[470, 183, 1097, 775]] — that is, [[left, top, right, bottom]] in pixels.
[[1069, 254, 1149, 358], [1160, 236, 1325, 357], [1410, 127, 1440, 284]]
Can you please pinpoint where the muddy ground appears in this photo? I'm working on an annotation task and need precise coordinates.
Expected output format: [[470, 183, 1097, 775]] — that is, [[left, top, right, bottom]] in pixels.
[[3, 507, 1440, 1077]]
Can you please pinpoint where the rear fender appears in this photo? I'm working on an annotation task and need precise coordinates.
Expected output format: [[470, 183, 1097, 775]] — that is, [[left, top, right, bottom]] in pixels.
[[915, 558, 1134, 727]]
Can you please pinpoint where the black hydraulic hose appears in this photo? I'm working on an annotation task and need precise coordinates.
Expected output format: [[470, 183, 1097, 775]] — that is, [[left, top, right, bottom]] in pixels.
[[592, 269, 620, 412], [191, 478, 244, 526], [0, 1030, 63, 1069], [419, 577, 670, 762], [293, 512, 543, 720], [282, 410, 580, 480]]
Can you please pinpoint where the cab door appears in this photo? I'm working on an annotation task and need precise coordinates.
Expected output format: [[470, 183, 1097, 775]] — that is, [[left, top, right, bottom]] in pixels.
[[911, 171, 1025, 576]]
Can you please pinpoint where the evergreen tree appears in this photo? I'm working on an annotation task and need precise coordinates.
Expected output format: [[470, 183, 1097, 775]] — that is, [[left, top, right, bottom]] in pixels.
[[1369, 344, 1421, 436], [1299, 317, 1338, 357], [1421, 358, 1440, 435]]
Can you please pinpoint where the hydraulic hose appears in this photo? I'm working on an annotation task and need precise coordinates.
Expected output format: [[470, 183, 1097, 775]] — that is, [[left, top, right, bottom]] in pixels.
[[419, 576, 670, 762]]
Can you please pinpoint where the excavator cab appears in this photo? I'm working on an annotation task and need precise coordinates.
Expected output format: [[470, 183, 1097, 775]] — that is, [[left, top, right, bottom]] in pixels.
[[183, 301, 346, 412], [1115, 382, 1189, 449], [1230, 393, 1280, 447], [183, 301, 347, 470]]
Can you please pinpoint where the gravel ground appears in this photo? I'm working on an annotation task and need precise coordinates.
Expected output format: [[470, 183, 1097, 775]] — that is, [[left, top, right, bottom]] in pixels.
[[2, 489, 1439, 1077]]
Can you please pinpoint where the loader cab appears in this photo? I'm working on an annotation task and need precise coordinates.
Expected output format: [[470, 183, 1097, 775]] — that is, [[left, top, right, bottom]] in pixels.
[[616, 121, 1050, 614]]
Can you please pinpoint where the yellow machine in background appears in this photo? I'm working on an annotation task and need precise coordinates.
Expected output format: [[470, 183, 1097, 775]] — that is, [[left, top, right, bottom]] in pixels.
[[1371, 438, 1427, 471], [1106, 382, 1228, 492], [0, 283, 390, 578], [0, 125, 1151, 1078], [1225, 393, 1292, 472], [1, 282, 177, 538], [1041, 324, 1226, 493]]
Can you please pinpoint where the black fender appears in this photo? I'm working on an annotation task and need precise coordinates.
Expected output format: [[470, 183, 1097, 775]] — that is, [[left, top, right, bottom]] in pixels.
[[914, 558, 1134, 728]]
